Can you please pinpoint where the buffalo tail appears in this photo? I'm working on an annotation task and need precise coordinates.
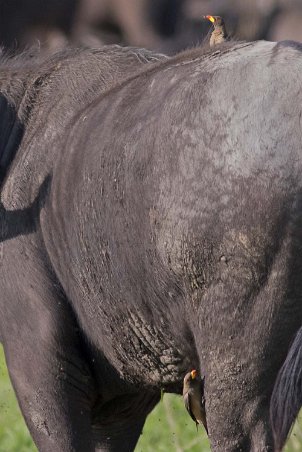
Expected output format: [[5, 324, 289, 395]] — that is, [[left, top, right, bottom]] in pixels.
[[270, 327, 302, 451]]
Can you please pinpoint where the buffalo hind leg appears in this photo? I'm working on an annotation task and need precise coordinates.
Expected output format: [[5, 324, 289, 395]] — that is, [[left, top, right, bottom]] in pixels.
[[2, 289, 97, 452]]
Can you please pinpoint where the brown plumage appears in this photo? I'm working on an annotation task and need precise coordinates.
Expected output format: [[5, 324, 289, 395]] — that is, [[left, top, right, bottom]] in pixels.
[[205, 15, 229, 47], [183, 369, 208, 434]]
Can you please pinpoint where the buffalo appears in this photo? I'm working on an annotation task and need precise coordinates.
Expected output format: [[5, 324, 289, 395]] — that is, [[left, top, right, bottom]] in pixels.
[[1, 40, 302, 451]]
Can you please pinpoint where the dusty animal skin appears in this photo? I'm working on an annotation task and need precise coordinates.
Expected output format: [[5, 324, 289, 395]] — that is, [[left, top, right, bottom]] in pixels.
[[1, 40, 302, 451]]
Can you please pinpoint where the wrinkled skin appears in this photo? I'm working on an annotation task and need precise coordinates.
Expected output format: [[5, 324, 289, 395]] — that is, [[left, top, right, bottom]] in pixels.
[[1, 40, 302, 451]]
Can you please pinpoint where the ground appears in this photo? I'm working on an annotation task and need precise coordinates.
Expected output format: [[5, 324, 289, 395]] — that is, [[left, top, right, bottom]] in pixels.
[[0, 346, 301, 451]]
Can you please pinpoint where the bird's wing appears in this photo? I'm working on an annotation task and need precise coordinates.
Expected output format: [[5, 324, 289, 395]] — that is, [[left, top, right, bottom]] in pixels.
[[183, 392, 197, 424]]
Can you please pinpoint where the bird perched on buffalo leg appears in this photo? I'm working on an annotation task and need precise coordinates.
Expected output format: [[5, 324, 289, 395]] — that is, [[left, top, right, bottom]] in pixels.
[[204, 15, 229, 47], [183, 369, 208, 434]]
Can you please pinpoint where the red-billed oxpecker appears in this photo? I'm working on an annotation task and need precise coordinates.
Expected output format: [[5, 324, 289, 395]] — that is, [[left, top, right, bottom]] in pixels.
[[183, 369, 208, 433], [205, 15, 229, 47]]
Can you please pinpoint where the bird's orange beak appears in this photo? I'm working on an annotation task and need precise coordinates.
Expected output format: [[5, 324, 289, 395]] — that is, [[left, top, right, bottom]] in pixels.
[[190, 369, 197, 379], [205, 15, 215, 23]]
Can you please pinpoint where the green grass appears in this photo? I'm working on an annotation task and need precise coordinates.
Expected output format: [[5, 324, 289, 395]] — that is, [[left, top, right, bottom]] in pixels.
[[0, 346, 37, 452], [0, 345, 301, 451], [137, 395, 210, 452]]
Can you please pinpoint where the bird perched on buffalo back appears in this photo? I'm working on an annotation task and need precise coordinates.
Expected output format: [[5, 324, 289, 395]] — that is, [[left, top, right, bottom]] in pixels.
[[205, 15, 229, 47], [183, 369, 208, 433]]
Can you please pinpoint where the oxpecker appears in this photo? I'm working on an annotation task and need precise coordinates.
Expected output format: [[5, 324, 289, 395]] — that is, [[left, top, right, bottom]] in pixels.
[[205, 15, 229, 47], [183, 369, 208, 434]]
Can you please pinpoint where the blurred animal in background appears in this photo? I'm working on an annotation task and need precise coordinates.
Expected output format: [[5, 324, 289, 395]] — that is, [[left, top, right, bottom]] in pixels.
[[205, 15, 229, 46], [1, 0, 302, 55], [0, 0, 189, 53], [0, 0, 78, 51], [73, 0, 161, 49], [183, 370, 208, 433]]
